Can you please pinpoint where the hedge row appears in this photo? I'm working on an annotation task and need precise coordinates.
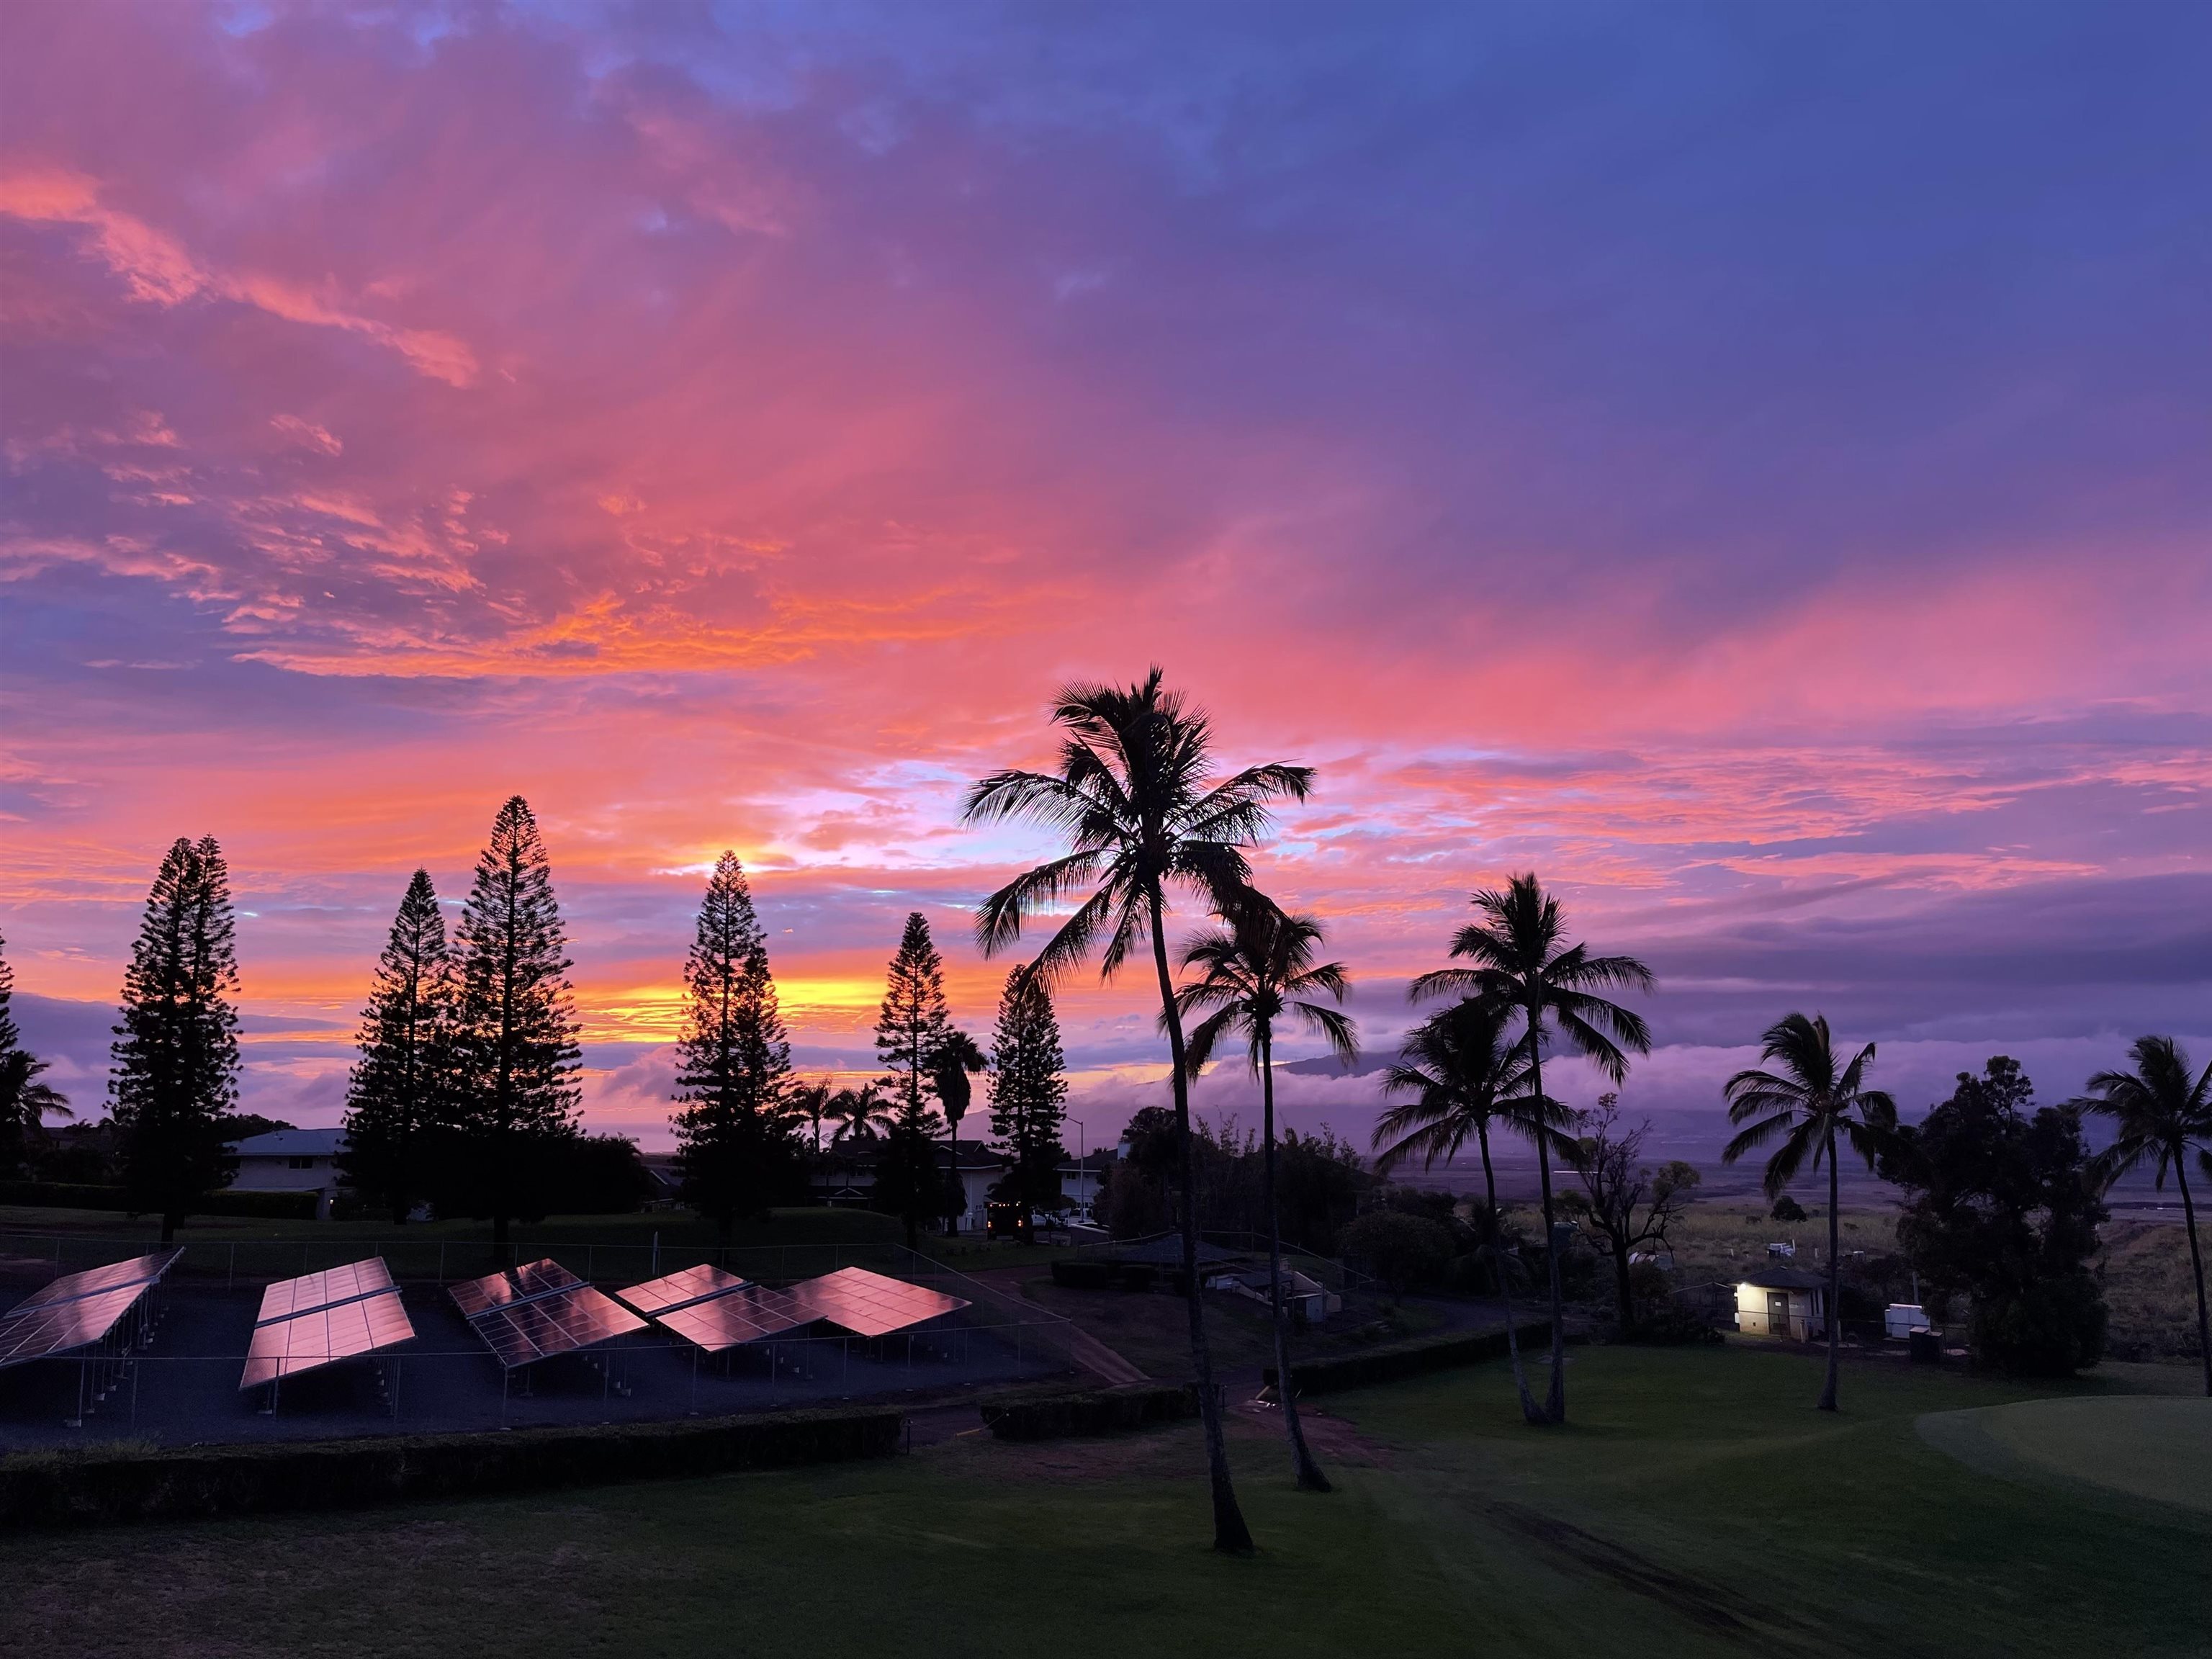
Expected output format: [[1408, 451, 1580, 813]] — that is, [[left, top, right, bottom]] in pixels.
[[0, 1182, 320, 1220], [979, 1380, 1202, 1441], [1264, 1321, 1555, 1395], [0, 1403, 904, 1530]]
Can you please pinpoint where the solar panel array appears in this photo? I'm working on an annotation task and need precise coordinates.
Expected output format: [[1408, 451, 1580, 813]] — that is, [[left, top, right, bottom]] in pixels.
[[0, 1250, 181, 1372], [238, 1256, 416, 1390], [613, 1262, 968, 1352], [788, 1267, 971, 1339], [614, 1262, 746, 1318], [452, 1258, 644, 1371]]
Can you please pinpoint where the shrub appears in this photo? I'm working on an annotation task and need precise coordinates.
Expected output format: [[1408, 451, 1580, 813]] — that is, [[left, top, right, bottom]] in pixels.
[[1049, 1259, 1115, 1290], [979, 1382, 1201, 1441], [0, 1405, 903, 1531], [1771, 1195, 1807, 1223], [1338, 1210, 1455, 1292], [0, 1182, 317, 1220]]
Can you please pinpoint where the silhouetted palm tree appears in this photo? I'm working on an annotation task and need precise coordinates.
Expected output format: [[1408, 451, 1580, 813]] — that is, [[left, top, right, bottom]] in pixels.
[[931, 1030, 988, 1234], [1411, 873, 1654, 1422], [827, 1084, 894, 1143], [791, 1077, 832, 1153], [1723, 1012, 1897, 1413], [963, 667, 1312, 1555], [2077, 1036, 2212, 1397], [1375, 997, 1569, 1425], [0, 1051, 73, 1178], [1177, 890, 1356, 1492]]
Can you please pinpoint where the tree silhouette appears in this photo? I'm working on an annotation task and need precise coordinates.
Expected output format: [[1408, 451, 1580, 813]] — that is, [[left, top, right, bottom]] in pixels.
[[341, 870, 455, 1223], [2077, 1036, 2212, 1396], [930, 1028, 987, 1233], [1411, 873, 1653, 1423], [1177, 890, 1356, 1491], [1375, 997, 1562, 1424], [451, 796, 581, 1244], [986, 966, 1068, 1233], [1724, 1012, 1897, 1411], [109, 837, 240, 1241], [672, 853, 803, 1243], [873, 912, 955, 1248], [963, 667, 1311, 1555], [1563, 1094, 1700, 1336]]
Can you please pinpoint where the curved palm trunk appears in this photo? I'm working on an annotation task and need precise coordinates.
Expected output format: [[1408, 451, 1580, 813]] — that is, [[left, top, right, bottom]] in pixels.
[[1525, 1004, 1568, 1423], [1478, 1120, 1546, 1425], [1149, 889, 1254, 1554], [1258, 1026, 1329, 1491], [1819, 1133, 1841, 1412], [2175, 1163, 2210, 1398]]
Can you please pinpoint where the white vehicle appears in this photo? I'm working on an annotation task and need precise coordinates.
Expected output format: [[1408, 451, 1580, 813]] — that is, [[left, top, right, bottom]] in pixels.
[[1884, 1303, 1934, 1339]]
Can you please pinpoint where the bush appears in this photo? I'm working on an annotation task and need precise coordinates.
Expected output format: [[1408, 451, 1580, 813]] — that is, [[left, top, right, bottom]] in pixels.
[[1772, 1195, 1807, 1223], [1972, 1273, 2109, 1377], [979, 1382, 1201, 1441], [1049, 1259, 1115, 1290], [0, 1182, 318, 1220], [1264, 1321, 1554, 1395], [0, 1404, 903, 1530], [1338, 1210, 1455, 1292], [1621, 1302, 1722, 1346]]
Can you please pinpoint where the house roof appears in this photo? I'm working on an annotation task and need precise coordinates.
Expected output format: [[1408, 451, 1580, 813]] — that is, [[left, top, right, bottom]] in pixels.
[[230, 1128, 346, 1158], [1739, 1267, 1825, 1291]]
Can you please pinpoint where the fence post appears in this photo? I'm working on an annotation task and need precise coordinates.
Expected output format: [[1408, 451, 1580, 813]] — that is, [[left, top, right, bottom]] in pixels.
[[438, 1241, 447, 1285]]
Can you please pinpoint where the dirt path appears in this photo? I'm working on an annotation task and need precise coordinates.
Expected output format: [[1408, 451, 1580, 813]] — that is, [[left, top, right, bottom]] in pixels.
[[961, 1266, 1148, 1385]]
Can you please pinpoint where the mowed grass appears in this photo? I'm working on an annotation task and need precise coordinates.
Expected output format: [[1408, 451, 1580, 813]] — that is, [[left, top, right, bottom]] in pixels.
[[9, 1343, 2208, 1659]]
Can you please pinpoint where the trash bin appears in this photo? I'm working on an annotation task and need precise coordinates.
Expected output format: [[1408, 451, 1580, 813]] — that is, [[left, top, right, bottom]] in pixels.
[[1908, 1328, 1942, 1364]]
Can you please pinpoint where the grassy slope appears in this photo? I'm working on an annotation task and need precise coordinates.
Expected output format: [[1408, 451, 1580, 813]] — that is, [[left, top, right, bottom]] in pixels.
[[9, 1344, 2206, 1659]]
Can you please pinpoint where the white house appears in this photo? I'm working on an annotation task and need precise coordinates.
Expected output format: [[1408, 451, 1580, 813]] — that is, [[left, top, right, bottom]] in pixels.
[[226, 1128, 346, 1219], [1734, 1266, 1827, 1341]]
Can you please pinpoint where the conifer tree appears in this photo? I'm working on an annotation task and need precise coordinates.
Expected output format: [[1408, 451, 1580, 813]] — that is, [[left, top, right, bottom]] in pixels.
[[671, 852, 803, 1241], [0, 930, 74, 1179], [341, 870, 454, 1223], [109, 837, 241, 1241], [873, 911, 953, 1246], [451, 797, 582, 1243], [986, 966, 1069, 1231]]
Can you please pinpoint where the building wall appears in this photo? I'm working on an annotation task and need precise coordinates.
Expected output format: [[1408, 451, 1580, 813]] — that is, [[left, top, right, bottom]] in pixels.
[[1734, 1284, 1827, 1340], [229, 1156, 338, 1195]]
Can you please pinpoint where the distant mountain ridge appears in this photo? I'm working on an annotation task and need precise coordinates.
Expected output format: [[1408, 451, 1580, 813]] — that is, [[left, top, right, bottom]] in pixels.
[[1276, 1053, 1392, 1078]]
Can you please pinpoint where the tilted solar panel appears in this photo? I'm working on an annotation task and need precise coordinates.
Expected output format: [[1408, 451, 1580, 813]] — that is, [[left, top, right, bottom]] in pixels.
[[614, 1262, 749, 1318], [12, 1250, 184, 1313], [451, 1257, 585, 1321], [448, 1268, 523, 1321], [467, 1284, 645, 1370], [256, 1258, 395, 1326], [0, 1262, 178, 1372], [513, 1258, 584, 1300], [653, 1282, 815, 1352], [238, 1287, 416, 1390], [786, 1267, 970, 1339]]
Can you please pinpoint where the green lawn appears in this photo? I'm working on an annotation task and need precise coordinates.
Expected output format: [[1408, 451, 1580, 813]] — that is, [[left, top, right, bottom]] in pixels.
[[9, 1344, 2206, 1658]]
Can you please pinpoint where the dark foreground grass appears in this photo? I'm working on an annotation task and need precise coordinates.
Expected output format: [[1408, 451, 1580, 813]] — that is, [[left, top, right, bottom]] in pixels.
[[8, 1345, 2207, 1659]]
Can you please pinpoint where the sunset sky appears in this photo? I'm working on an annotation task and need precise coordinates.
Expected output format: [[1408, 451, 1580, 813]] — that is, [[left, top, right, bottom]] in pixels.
[[3, 2, 2206, 1163]]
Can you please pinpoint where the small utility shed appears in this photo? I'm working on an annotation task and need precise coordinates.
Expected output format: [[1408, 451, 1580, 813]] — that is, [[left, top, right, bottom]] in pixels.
[[1735, 1267, 1827, 1341]]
